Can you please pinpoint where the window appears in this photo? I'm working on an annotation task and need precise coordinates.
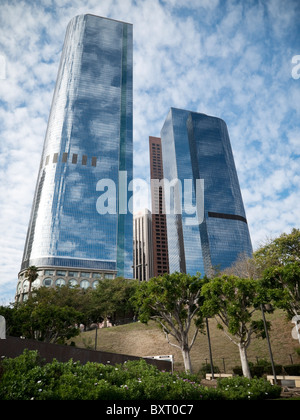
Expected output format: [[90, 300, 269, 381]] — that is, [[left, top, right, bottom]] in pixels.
[[56, 278, 66, 286], [45, 270, 54, 276], [92, 156, 97, 167], [69, 279, 78, 287], [53, 153, 58, 163], [82, 155, 87, 165], [62, 152, 68, 162], [43, 278, 53, 287], [72, 154, 78, 164], [56, 270, 66, 276], [92, 280, 99, 289], [68, 271, 79, 277], [32, 279, 41, 289], [80, 279, 90, 289], [80, 272, 90, 278]]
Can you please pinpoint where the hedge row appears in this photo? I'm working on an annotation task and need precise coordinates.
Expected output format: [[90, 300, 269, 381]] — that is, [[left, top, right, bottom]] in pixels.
[[0, 350, 281, 400], [233, 360, 300, 377]]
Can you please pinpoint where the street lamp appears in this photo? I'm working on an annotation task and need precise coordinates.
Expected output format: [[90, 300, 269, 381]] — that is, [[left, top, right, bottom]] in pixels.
[[205, 317, 214, 379], [261, 303, 277, 385]]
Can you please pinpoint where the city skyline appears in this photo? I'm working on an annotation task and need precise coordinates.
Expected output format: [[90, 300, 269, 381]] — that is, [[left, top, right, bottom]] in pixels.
[[0, 0, 299, 303]]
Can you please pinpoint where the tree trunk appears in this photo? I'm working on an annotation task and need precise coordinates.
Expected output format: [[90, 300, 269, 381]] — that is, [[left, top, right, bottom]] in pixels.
[[238, 343, 251, 379], [182, 346, 193, 374]]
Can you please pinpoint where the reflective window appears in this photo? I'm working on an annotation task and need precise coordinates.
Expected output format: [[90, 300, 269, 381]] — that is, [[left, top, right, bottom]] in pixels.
[[80, 279, 90, 289], [68, 271, 79, 277], [45, 270, 54, 276], [80, 272, 90, 278], [23, 280, 29, 292], [92, 280, 99, 289], [56, 270, 66, 276], [43, 278, 53, 287], [55, 278, 66, 286], [69, 279, 78, 287], [32, 278, 41, 289]]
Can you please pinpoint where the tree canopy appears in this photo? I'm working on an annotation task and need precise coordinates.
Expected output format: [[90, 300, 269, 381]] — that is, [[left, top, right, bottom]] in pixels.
[[131, 272, 207, 373]]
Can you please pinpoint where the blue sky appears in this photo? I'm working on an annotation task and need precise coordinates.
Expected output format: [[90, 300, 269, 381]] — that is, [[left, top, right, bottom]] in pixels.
[[0, 0, 299, 304]]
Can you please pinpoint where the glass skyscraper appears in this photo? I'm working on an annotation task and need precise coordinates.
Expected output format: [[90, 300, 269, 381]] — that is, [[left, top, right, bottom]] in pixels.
[[160, 108, 252, 277], [17, 14, 133, 300]]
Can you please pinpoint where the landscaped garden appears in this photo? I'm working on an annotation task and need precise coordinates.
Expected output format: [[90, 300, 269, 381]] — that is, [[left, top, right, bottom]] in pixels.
[[0, 350, 282, 400]]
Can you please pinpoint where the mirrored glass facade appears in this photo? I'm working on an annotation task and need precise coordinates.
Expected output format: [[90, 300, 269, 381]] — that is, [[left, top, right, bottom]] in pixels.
[[18, 14, 133, 298], [161, 108, 252, 276]]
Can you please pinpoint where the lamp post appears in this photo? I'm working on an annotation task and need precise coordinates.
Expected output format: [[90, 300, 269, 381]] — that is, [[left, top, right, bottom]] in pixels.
[[205, 317, 214, 379], [261, 304, 277, 385]]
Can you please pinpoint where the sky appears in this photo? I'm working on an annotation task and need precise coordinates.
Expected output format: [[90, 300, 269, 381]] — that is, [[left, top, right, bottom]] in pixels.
[[0, 0, 299, 304]]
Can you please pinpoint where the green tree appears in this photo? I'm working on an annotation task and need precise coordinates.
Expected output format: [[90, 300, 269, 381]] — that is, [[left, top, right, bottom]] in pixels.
[[92, 277, 138, 326], [254, 228, 300, 273], [201, 275, 266, 379], [3, 287, 83, 343], [131, 272, 207, 373], [24, 266, 39, 299], [262, 262, 300, 320]]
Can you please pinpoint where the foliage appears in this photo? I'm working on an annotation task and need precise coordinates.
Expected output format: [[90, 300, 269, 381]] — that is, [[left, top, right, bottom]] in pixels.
[[92, 277, 138, 325], [254, 228, 300, 273], [216, 376, 281, 400], [131, 272, 208, 373], [201, 275, 267, 378], [262, 262, 300, 320], [283, 364, 300, 376], [24, 266, 39, 299], [0, 350, 282, 400], [0, 289, 83, 344], [233, 360, 283, 377]]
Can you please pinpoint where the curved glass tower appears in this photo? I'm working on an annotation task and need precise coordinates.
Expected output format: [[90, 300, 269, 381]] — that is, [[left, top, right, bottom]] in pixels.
[[161, 108, 252, 277], [17, 15, 133, 299]]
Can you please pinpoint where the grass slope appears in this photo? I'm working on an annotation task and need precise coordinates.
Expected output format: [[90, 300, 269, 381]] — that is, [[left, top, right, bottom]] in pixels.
[[71, 310, 300, 373]]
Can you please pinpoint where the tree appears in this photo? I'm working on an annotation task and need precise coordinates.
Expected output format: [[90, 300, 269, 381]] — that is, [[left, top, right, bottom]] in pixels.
[[92, 277, 138, 326], [24, 266, 39, 299], [5, 287, 83, 343], [254, 228, 300, 273], [201, 275, 267, 379], [131, 272, 207, 373], [262, 262, 300, 320]]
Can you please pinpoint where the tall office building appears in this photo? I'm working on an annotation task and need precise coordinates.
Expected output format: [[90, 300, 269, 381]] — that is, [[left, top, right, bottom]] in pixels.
[[149, 136, 169, 277], [16, 14, 133, 300], [133, 209, 153, 281], [160, 108, 252, 277]]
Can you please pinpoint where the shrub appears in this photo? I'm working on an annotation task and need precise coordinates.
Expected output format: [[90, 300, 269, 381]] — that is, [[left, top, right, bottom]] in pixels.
[[283, 364, 300, 376], [198, 363, 220, 377], [0, 350, 281, 400], [217, 376, 282, 400]]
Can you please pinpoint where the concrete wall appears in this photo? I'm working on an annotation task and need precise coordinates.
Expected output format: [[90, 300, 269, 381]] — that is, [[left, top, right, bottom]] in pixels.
[[0, 336, 171, 371]]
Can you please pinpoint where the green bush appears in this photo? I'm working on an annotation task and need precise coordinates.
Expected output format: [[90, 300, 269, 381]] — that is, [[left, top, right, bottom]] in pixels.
[[283, 364, 300, 376], [217, 376, 282, 400], [0, 350, 281, 400], [233, 360, 283, 378]]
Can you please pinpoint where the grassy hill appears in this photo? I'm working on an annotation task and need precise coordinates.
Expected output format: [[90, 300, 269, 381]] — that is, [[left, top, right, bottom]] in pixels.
[[71, 310, 300, 373]]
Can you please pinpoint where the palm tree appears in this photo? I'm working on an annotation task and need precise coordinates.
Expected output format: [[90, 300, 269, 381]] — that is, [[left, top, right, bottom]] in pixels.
[[24, 266, 39, 299]]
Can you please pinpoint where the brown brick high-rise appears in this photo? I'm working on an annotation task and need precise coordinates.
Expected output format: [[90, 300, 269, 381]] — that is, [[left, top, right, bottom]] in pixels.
[[149, 136, 169, 277]]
